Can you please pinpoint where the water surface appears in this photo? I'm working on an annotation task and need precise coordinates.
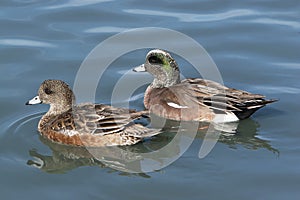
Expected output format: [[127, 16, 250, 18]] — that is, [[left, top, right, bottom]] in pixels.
[[0, 0, 300, 199]]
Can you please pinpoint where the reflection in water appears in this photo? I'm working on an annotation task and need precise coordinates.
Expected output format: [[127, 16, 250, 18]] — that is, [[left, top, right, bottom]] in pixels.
[[27, 118, 279, 174], [27, 133, 177, 176], [217, 119, 279, 154], [194, 118, 279, 155], [27, 135, 156, 177], [156, 117, 279, 155]]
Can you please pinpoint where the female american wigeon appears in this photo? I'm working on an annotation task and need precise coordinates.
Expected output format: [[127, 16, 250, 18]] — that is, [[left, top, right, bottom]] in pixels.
[[26, 80, 160, 147], [133, 49, 277, 123]]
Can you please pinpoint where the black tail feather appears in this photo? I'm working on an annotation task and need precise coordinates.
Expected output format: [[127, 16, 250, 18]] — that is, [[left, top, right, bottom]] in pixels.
[[234, 99, 278, 119]]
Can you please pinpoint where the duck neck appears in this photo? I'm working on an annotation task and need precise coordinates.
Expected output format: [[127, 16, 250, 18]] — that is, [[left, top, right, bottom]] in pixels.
[[38, 103, 72, 131], [144, 86, 153, 109], [152, 69, 180, 88], [38, 114, 53, 132], [144, 68, 180, 109]]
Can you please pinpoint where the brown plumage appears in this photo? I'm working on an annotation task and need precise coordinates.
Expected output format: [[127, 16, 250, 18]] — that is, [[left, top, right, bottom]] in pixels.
[[26, 80, 160, 147], [133, 49, 277, 123]]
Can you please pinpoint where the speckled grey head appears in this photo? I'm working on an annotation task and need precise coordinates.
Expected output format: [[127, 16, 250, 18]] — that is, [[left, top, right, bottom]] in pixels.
[[38, 80, 75, 106], [26, 79, 75, 115], [133, 49, 180, 88]]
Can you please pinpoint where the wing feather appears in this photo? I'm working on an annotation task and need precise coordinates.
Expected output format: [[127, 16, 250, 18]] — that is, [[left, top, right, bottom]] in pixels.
[[48, 104, 145, 136]]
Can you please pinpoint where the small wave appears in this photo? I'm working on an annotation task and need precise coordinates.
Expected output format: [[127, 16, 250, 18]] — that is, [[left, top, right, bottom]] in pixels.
[[253, 85, 300, 94], [124, 9, 257, 22], [250, 18, 300, 29], [0, 111, 44, 166], [272, 62, 300, 69], [2, 112, 43, 135], [0, 39, 55, 48], [43, 0, 113, 10], [85, 26, 129, 33]]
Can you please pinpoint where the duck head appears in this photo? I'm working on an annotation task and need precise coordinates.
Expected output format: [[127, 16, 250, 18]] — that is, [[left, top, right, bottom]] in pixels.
[[26, 79, 75, 115], [133, 49, 180, 88]]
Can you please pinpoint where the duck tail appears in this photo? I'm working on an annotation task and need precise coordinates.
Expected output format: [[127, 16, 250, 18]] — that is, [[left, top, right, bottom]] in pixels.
[[234, 98, 278, 120]]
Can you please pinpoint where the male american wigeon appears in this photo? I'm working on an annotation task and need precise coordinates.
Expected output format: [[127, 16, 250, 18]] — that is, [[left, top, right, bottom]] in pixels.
[[26, 80, 160, 147], [133, 49, 277, 123]]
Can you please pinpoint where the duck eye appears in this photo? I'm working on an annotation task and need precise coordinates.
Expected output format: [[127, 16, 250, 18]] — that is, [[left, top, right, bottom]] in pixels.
[[148, 55, 163, 65], [44, 88, 53, 95]]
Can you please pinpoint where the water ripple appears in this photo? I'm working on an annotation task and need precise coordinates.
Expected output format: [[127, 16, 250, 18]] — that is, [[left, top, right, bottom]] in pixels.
[[124, 9, 257, 22], [250, 18, 300, 29], [272, 62, 300, 69], [85, 26, 129, 33], [0, 39, 55, 48], [0, 111, 43, 152], [43, 0, 113, 10], [253, 85, 300, 94]]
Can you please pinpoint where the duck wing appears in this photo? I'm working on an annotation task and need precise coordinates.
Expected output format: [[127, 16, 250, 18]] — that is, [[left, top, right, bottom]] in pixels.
[[49, 104, 156, 136], [182, 78, 277, 119]]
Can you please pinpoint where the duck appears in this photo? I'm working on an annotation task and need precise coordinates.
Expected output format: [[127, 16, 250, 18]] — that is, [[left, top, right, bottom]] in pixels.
[[133, 49, 277, 123], [26, 80, 160, 147]]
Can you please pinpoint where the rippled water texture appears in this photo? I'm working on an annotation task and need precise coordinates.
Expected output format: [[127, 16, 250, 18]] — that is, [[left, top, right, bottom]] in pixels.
[[0, 0, 300, 199]]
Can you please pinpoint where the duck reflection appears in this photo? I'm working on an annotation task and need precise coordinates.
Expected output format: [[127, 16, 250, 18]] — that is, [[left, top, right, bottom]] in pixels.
[[27, 117, 278, 174], [152, 116, 279, 155], [27, 131, 177, 176], [216, 119, 279, 154]]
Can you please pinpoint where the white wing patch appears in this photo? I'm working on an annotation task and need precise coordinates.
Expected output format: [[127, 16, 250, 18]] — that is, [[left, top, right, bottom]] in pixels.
[[63, 129, 79, 136], [213, 112, 239, 123], [167, 102, 188, 109], [247, 105, 263, 109]]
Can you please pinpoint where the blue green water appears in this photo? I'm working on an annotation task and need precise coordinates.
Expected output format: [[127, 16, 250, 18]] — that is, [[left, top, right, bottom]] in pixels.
[[1, 0, 300, 199]]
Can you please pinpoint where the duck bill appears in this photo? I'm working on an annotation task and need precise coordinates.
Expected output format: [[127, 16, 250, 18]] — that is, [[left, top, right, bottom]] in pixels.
[[133, 64, 146, 72], [26, 96, 42, 105]]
